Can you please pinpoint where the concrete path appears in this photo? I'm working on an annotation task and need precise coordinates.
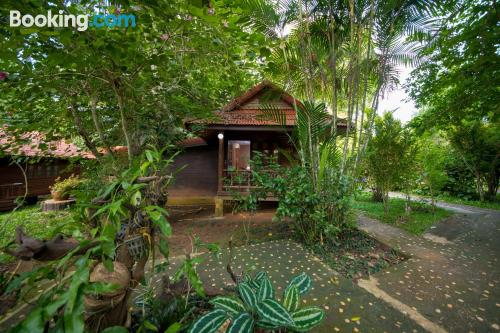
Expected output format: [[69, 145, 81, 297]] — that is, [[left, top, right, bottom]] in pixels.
[[162, 240, 422, 333], [357, 201, 500, 333], [388, 192, 484, 214], [157, 200, 499, 332]]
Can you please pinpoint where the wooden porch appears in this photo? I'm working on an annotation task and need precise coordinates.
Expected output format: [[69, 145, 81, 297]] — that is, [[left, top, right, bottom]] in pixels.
[[215, 129, 287, 200], [217, 168, 278, 201]]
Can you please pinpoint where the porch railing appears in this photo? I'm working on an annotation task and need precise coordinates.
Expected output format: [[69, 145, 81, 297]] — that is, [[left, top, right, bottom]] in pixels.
[[222, 168, 278, 193]]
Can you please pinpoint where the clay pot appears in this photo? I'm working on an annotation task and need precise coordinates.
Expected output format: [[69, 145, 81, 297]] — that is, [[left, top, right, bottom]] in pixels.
[[51, 190, 69, 201]]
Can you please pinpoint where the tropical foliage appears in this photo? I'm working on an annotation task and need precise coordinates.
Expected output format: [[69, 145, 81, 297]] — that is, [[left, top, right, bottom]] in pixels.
[[408, 0, 499, 202], [3, 148, 179, 332], [0, 0, 266, 161], [233, 149, 351, 245], [244, 0, 440, 175], [0, 0, 498, 331], [49, 175, 82, 200], [189, 271, 324, 333], [364, 112, 416, 212]]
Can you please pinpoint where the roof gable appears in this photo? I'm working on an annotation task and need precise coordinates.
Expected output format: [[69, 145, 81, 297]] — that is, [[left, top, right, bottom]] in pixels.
[[185, 81, 347, 128], [222, 80, 301, 112]]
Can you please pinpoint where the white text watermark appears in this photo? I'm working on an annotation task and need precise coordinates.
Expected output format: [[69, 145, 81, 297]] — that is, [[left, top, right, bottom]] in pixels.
[[9, 10, 136, 32]]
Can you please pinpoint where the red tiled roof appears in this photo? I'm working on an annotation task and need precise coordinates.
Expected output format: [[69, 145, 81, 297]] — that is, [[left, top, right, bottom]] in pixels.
[[0, 129, 94, 159], [187, 81, 300, 127], [0, 128, 127, 159], [209, 109, 297, 126], [187, 80, 347, 128], [221, 80, 303, 112]]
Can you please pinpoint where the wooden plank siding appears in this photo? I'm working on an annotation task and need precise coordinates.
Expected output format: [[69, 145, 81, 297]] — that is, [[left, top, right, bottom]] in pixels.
[[169, 130, 294, 201], [238, 94, 292, 110], [0, 158, 77, 210], [168, 144, 219, 197]]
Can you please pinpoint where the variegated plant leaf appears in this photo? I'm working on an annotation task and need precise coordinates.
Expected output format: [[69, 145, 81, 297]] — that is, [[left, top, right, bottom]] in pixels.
[[227, 312, 254, 333], [209, 296, 246, 316], [188, 309, 227, 333], [256, 299, 294, 327]]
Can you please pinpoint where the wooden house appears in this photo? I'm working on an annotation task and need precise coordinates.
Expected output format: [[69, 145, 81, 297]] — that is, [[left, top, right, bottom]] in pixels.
[[168, 81, 347, 215], [0, 130, 92, 211]]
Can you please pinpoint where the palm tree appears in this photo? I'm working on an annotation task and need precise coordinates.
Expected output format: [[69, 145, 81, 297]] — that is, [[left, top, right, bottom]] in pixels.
[[241, 0, 438, 181]]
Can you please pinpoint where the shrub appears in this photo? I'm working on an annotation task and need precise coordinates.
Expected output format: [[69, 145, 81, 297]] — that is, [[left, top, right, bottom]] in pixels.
[[49, 174, 81, 200], [188, 271, 324, 333], [238, 153, 351, 245]]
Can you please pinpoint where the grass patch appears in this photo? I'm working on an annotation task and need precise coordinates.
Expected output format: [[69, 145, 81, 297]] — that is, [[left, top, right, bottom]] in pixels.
[[0, 205, 85, 263], [434, 195, 500, 210], [353, 193, 453, 235]]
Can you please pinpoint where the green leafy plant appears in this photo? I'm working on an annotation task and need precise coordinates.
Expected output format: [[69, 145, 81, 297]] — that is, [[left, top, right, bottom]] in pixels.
[[237, 152, 351, 245], [4, 147, 178, 332], [188, 271, 324, 333], [49, 174, 82, 200], [365, 113, 416, 214]]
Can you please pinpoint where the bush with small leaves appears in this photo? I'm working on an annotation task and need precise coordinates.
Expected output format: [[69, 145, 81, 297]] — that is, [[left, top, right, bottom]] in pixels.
[[188, 271, 324, 333]]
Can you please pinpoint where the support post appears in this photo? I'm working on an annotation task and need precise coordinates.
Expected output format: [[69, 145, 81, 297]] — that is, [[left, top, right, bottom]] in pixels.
[[217, 132, 224, 193], [214, 197, 224, 217]]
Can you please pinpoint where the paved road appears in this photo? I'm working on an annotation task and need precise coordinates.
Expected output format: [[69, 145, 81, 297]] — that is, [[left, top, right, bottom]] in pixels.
[[162, 240, 423, 333], [158, 199, 499, 332], [358, 199, 500, 333]]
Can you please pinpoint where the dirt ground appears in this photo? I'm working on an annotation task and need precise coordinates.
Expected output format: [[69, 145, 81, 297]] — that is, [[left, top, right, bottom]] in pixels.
[[168, 204, 291, 256], [168, 205, 405, 281]]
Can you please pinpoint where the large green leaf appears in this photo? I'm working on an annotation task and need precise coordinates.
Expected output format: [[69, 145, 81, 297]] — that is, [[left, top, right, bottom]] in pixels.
[[153, 214, 172, 237], [256, 319, 280, 330], [288, 273, 312, 295], [188, 309, 228, 333], [209, 296, 246, 316], [254, 271, 267, 281], [291, 306, 325, 332], [283, 285, 299, 312], [249, 271, 267, 289], [255, 299, 294, 327], [257, 276, 274, 301], [164, 323, 182, 333], [238, 282, 257, 309], [227, 312, 254, 333]]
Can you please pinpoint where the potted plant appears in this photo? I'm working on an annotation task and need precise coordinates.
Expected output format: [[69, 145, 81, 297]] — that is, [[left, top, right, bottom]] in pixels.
[[49, 175, 81, 201]]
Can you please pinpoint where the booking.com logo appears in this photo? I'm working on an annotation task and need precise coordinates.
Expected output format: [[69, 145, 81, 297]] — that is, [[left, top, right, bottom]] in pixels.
[[9, 10, 136, 32]]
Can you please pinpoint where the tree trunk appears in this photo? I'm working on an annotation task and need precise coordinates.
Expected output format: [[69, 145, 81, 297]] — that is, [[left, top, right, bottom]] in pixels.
[[486, 168, 499, 201], [328, 2, 338, 139], [112, 81, 133, 163], [382, 191, 389, 215], [89, 94, 115, 160], [340, 0, 356, 174], [429, 183, 435, 213], [475, 169, 485, 202], [68, 103, 102, 159], [13, 160, 28, 210], [372, 186, 384, 202], [354, 0, 375, 172], [405, 190, 412, 215], [485, 154, 499, 201], [350, 27, 363, 158]]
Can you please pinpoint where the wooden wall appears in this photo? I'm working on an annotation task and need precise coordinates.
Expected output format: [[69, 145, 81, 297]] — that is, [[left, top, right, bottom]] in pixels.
[[0, 158, 77, 211], [169, 130, 294, 200], [169, 144, 219, 197]]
